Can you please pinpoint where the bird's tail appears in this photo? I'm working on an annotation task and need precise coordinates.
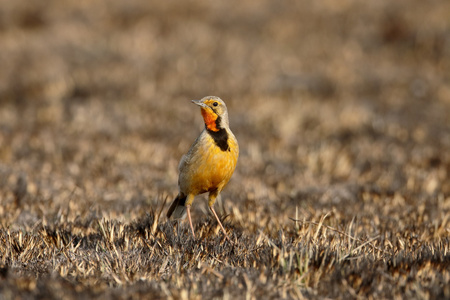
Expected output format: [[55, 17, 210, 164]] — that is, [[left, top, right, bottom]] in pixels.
[[166, 194, 187, 220]]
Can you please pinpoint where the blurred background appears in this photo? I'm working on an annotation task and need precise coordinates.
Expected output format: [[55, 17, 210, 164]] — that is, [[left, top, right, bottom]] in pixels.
[[0, 0, 449, 228]]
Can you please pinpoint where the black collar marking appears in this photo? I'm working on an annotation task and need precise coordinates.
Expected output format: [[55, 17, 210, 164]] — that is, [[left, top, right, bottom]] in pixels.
[[205, 114, 230, 151], [207, 127, 230, 151]]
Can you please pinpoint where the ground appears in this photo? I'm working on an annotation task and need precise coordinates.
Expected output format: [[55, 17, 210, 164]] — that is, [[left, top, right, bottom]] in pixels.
[[0, 0, 449, 299]]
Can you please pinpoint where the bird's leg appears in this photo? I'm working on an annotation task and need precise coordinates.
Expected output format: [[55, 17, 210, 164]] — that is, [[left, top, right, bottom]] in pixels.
[[209, 205, 232, 243], [186, 204, 196, 238], [208, 192, 232, 242]]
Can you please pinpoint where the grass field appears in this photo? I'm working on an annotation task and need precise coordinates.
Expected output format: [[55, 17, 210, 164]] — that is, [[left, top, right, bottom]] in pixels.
[[1, 0, 449, 299]]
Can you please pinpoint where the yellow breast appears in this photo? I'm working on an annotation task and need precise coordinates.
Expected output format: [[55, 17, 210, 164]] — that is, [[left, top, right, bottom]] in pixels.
[[181, 130, 238, 195]]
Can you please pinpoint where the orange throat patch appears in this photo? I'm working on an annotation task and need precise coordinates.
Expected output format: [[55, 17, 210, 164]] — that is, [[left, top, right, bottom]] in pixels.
[[201, 108, 219, 132]]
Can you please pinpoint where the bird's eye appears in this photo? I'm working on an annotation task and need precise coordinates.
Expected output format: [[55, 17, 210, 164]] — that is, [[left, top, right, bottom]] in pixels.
[[213, 102, 218, 107]]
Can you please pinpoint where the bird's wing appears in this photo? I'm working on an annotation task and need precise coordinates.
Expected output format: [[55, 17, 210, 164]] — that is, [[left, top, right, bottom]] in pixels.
[[178, 130, 205, 182]]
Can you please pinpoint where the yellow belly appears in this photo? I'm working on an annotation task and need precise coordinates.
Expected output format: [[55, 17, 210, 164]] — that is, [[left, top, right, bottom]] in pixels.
[[180, 132, 238, 195]]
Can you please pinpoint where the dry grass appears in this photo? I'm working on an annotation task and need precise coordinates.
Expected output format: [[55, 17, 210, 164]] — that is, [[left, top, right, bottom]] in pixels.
[[1, 0, 449, 299]]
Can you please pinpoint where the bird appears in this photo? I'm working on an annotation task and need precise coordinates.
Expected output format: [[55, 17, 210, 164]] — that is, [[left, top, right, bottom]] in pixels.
[[167, 96, 239, 242]]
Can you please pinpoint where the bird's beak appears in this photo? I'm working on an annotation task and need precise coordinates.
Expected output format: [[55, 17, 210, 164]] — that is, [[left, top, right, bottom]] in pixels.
[[192, 100, 207, 108]]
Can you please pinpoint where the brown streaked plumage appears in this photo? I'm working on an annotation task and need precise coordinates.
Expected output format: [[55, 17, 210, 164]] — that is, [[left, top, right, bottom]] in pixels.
[[167, 96, 239, 242]]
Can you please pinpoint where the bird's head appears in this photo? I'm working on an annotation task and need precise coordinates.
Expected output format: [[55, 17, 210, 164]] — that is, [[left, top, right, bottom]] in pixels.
[[192, 96, 229, 132]]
